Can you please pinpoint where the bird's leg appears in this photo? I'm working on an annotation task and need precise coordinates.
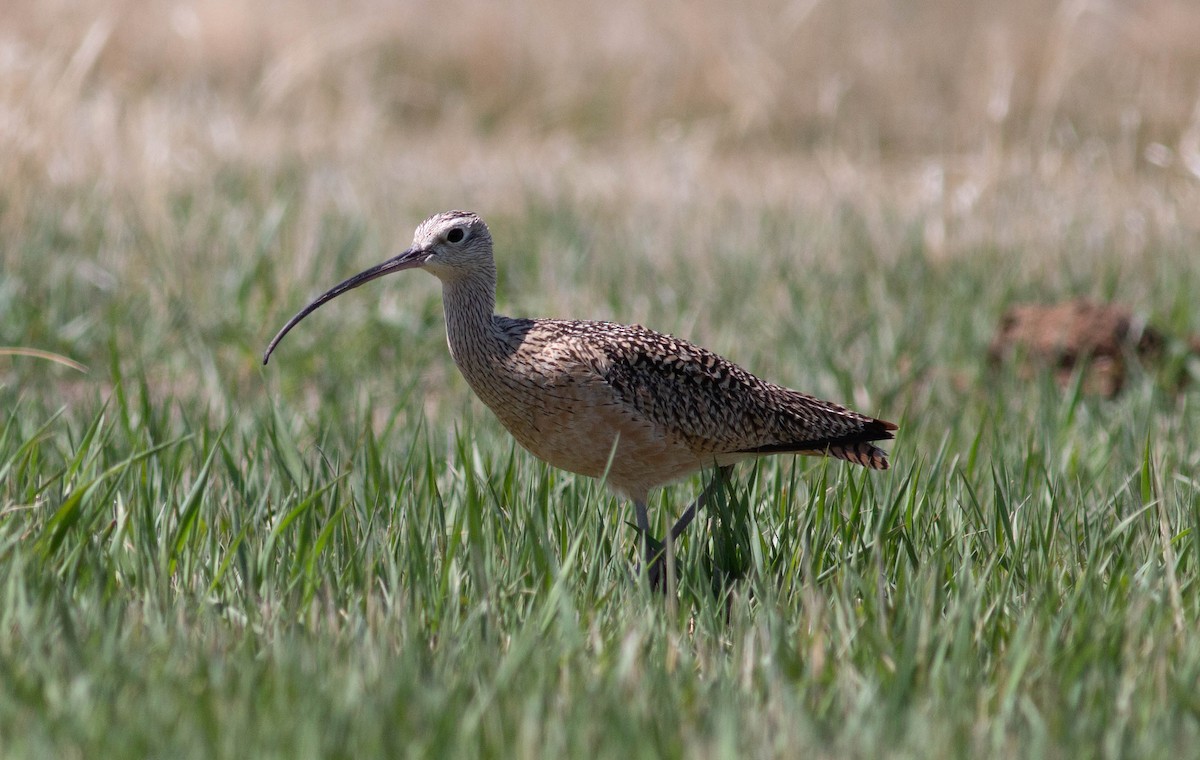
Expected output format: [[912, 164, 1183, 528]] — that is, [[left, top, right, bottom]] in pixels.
[[634, 499, 671, 590], [633, 499, 656, 567], [647, 465, 735, 589], [668, 465, 734, 542]]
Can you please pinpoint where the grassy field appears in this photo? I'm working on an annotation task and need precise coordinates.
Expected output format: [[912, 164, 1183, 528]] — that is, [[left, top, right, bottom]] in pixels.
[[3, 1, 1200, 757]]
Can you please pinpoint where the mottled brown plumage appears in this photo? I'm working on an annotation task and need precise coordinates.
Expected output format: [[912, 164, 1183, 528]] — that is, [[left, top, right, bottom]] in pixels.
[[264, 210, 896, 580]]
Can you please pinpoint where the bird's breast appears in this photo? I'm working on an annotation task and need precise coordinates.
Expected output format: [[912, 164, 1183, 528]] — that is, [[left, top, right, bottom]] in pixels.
[[450, 337, 709, 497]]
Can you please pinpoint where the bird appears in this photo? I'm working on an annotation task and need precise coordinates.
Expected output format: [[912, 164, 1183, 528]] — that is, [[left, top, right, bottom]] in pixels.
[[263, 210, 896, 585]]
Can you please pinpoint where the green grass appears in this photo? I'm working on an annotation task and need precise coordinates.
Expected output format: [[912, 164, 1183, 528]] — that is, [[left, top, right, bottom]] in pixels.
[[5, 2, 1200, 755], [3, 179, 1200, 758]]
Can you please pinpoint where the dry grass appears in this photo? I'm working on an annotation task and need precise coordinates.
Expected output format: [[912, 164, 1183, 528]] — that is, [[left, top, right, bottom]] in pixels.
[[4, 0, 1199, 241]]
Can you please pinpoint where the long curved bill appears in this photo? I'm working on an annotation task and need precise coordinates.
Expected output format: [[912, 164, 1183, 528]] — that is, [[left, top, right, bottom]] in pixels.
[[262, 246, 430, 365]]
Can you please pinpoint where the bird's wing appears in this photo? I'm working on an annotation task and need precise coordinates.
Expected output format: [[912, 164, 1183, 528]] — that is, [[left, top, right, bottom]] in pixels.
[[567, 321, 895, 466]]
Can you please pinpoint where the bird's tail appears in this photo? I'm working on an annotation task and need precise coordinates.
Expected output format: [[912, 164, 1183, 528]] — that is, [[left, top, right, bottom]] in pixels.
[[825, 439, 891, 470], [736, 417, 897, 470]]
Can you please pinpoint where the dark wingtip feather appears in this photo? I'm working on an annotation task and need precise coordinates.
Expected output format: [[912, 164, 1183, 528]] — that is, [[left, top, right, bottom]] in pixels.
[[866, 417, 898, 439], [835, 418, 895, 469]]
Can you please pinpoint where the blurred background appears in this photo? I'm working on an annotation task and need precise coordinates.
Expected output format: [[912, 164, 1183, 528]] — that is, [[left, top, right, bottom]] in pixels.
[[2, 0, 1199, 416]]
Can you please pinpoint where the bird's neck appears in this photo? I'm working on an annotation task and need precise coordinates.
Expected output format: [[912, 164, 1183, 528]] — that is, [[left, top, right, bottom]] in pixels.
[[440, 268, 500, 368]]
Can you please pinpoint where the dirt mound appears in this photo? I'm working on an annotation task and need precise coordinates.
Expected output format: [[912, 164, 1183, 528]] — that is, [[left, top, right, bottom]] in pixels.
[[987, 299, 1187, 397]]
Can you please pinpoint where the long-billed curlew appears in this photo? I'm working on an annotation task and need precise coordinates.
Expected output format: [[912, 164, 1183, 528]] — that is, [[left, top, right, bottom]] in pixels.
[[264, 210, 896, 584]]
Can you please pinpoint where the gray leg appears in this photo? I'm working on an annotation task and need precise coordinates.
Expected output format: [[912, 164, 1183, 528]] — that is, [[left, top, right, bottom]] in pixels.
[[648, 465, 735, 588], [634, 500, 654, 565], [668, 465, 734, 541], [634, 500, 651, 537]]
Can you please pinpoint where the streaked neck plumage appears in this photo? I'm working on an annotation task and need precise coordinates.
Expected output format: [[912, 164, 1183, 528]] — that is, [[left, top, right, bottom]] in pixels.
[[439, 263, 502, 371]]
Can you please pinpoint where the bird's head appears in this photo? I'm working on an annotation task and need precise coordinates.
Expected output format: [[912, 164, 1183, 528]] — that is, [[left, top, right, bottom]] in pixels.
[[262, 210, 493, 365], [410, 210, 494, 282]]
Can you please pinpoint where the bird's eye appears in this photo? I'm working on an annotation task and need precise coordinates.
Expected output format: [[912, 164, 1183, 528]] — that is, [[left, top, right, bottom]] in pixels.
[[446, 228, 465, 244]]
